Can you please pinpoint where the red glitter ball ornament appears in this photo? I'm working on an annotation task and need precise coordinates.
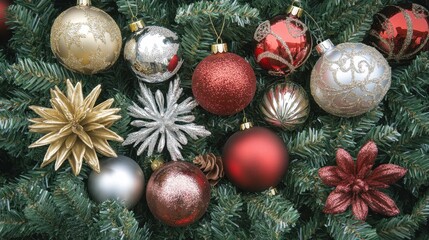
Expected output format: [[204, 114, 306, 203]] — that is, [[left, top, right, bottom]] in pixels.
[[223, 123, 289, 191], [146, 161, 210, 227], [367, 3, 429, 63], [192, 43, 256, 116], [254, 6, 312, 76]]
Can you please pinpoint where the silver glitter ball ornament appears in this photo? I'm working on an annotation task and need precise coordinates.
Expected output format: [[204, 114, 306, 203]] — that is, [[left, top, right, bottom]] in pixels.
[[310, 40, 391, 117], [260, 81, 310, 130], [88, 155, 144, 209], [124, 20, 183, 83]]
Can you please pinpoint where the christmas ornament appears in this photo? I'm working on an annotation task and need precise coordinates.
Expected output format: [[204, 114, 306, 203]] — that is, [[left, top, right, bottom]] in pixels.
[[367, 3, 429, 63], [192, 43, 256, 115], [50, 0, 122, 74], [123, 76, 211, 160], [0, 0, 11, 43], [151, 158, 165, 171], [310, 39, 391, 117], [318, 141, 407, 221], [260, 81, 310, 130], [254, 6, 312, 76], [28, 79, 123, 175], [223, 121, 289, 191], [124, 20, 183, 83], [193, 153, 224, 186], [146, 161, 210, 227], [88, 155, 144, 209]]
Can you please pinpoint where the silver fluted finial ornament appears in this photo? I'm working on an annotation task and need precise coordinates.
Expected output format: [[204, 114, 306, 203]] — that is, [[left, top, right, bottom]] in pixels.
[[260, 81, 310, 130]]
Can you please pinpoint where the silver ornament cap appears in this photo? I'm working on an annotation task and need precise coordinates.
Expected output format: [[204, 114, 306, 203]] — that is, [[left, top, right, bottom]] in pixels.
[[88, 155, 145, 209], [310, 41, 391, 117], [315, 39, 335, 55], [124, 26, 183, 83], [260, 81, 310, 130]]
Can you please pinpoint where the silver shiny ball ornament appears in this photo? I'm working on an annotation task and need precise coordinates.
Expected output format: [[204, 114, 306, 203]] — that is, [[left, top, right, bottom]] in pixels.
[[88, 155, 144, 209], [260, 81, 310, 130], [124, 20, 183, 83], [310, 39, 391, 117]]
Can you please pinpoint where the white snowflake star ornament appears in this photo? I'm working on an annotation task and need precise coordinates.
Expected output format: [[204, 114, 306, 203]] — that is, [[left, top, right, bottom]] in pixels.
[[123, 76, 211, 160]]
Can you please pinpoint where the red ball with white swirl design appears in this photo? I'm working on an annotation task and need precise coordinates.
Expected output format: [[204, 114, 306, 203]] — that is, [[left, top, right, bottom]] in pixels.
[[254, 6, 312, 76], [367, 3, 429, 63]]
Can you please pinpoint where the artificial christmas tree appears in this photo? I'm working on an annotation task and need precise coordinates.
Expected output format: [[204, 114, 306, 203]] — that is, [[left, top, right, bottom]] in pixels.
[[0, 0, 428, 239]]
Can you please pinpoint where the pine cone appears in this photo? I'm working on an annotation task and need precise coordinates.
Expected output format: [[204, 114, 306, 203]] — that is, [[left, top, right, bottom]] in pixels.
[[193, 153, 224, 186]]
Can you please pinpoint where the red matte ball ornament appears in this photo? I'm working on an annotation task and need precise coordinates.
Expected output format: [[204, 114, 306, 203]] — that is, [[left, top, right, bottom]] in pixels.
[[367, 3, 429, 63], [146, 161, 210, 227], [223, 121, 289, 191], [192, 43, 256, 116], [254, 6, 312, 76]]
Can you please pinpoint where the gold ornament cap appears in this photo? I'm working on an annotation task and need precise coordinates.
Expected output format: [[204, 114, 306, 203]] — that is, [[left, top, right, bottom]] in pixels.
[[77, 0, 91, 6], [268, 187, 278, 196], [129, 20, 145, 32], [211, 43, 228, 54], [151, 158, 165, 171], [240, 120, 253, 131], [316, 39, 335, 55], [287, 5, 304, 18]]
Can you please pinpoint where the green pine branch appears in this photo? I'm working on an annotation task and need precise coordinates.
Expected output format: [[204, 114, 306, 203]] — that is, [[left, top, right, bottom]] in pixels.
[[376, 189, 429, 240], [175, 0, 259, 27], [247, 193, 300, 239], [196, 183, 247, 239], [7, 1, 57, 59], [116, 0, 169, 26], [97, 200, 149, 240], [286, 128, 330, 168], [4, 58, 76, 93], [390, 148, 429, 195], [326, 214, 378, 240], [52, 173, 95, 238], [390, 52, 429, 97], [388, 94, 429, 137], [0, 210, 29, 239]]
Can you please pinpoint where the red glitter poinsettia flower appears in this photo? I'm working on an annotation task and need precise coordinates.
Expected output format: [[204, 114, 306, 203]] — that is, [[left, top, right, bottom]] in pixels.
[[318, 141, 407, 221]]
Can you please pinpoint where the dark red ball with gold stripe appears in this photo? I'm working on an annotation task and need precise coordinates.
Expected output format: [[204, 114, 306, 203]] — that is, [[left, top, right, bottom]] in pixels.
[[254, 6, 312, 76], [367, 3, 429, 63]]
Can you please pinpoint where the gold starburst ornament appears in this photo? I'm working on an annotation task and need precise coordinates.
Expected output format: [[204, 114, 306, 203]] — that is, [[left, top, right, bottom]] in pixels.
[[28, 79, 123, 175]]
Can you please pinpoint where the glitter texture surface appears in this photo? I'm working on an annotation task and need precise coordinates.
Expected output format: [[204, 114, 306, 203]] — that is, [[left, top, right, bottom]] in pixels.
[[122, 77, 211, 160], [310, 42, 391, 117], [367, 3, 429, 62], [146, 161, 210, 227], [50, 5, 122, 74], [318, 141, 407, 220], [254, 14, 312, 76], [192, 52, 256, 116]]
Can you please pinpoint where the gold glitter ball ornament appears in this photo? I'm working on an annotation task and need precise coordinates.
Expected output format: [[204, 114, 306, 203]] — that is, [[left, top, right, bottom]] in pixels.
[[28, 79, 124, 175], [50, 0, 122, 75]]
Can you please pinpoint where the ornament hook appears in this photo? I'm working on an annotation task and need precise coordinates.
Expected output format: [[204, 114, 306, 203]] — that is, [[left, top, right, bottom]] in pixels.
[[208, 14, 226, 44], [240, 111, 253, 130], [125, 0, 140, 23]]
